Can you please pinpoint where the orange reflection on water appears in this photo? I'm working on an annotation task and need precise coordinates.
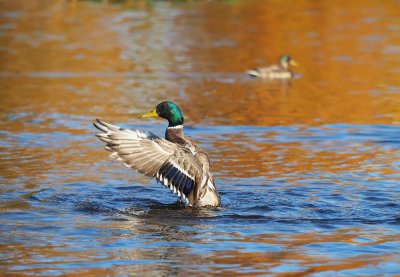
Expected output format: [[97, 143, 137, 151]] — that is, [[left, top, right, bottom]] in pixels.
[[210, 132, 397, 180], [0, 0, 399, 126]]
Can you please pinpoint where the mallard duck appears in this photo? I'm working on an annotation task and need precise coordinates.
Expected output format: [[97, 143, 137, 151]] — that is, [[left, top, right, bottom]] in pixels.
[[247, 54, 299, 79], [93, 101, 220, 207]]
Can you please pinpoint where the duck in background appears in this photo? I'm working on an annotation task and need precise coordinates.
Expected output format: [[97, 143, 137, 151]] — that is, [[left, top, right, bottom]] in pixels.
[[247, 54, 299, 79]]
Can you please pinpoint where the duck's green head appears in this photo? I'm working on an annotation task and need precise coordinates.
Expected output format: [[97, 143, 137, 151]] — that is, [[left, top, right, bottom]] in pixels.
[[139, 101, 184, 127], [279, 55, 299, 69]]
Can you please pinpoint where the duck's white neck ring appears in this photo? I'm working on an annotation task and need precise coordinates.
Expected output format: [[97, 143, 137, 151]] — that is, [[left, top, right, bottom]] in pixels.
[[168, 125, 183, 129]]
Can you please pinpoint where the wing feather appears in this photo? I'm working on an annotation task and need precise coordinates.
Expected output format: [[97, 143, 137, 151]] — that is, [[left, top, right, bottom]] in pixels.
[[94, 119, 204, 202]]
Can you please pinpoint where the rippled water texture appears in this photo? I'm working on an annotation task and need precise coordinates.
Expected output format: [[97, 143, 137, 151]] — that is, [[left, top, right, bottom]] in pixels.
[[1, 0, 400, 275]]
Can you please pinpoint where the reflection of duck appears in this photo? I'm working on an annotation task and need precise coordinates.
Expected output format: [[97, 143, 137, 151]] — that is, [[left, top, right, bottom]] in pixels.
[[94, 101, 220, 207], [247, 54, 299, 79]]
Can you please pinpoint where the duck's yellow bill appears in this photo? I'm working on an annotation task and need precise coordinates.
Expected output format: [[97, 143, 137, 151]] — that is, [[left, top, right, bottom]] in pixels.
[[290, 60, 300, 67], [138, 109, 158, 119]]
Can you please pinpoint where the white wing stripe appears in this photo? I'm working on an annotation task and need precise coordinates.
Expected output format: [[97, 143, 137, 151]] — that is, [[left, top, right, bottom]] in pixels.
[[169, 161, 195, 181]]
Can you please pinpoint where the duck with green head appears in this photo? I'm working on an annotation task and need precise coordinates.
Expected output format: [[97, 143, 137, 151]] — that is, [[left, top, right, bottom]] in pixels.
[[93, 101, 220, 207], [247, 54, 299, 79]]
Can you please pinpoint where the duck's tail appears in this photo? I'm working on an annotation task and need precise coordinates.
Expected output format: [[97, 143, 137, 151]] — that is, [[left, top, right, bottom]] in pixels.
[[246, 68, 261, 77]]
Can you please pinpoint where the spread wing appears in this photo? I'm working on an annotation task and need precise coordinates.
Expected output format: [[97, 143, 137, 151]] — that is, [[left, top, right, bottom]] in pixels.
[[93, 119, 203, 204]]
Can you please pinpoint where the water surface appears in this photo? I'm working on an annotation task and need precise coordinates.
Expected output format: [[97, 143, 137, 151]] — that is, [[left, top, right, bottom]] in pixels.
[[1, 0, 400, 275]]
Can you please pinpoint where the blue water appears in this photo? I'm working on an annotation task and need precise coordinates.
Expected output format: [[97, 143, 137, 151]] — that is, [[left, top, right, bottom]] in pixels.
[[1, 113, 399, 275]]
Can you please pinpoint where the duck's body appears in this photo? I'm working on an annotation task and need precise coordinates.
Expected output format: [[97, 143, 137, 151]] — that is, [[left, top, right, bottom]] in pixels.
[[93, 101, 220, 207], [247, 65, 293, 79], [247, 55, 298, 79]]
